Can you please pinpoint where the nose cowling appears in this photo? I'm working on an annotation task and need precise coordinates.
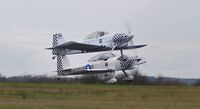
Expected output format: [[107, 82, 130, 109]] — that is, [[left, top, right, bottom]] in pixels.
[[118, 55, 142, 70], [113, 33, 134, 45], [113, 33, 124, 45], [117, 55, 134, 70], [127, 34, 134, 41]]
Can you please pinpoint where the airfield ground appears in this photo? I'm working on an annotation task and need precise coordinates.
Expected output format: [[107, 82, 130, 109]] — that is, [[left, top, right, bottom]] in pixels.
[[0, 83, 199, 109]]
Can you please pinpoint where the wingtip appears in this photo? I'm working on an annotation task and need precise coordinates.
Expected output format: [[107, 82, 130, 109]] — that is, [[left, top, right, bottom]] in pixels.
[[45, 47, 54, 50], [143, 44, 148, 47]]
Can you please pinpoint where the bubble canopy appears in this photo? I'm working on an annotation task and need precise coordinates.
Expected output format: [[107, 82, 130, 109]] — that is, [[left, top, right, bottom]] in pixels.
[[84, 31, 109, 39], [88, 53, 116, 62]]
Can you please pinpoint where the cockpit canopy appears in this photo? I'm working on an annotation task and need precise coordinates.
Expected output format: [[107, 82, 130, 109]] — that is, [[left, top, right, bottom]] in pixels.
[[84, 31, 109, 40], [88, 53, 116, 62]]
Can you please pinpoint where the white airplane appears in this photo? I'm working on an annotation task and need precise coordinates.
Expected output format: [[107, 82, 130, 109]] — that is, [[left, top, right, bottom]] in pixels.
[[55, 52, 146, 84], [47, 31, 147, 57], [47, 31, 147, 83]]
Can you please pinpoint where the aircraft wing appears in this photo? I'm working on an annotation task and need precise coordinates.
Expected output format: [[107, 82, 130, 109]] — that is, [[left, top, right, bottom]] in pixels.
[[47, 41, 111, 52], [60, 68, 114, 76], [47, 41, 147, 53], [118, 44, 148, 50]]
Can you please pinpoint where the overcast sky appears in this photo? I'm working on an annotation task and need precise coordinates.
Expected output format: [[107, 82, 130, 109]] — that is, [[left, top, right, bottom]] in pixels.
[[0, 0, 200, 78]]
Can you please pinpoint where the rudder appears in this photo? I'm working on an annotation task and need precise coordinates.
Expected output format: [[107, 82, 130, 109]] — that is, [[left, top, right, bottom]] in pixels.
[[52, 33, 65, 55], [52, 33, 71, 76]]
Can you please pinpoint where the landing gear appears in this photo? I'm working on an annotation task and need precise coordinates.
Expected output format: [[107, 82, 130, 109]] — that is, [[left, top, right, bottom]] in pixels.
[[57, 77, 60, 80], [120, 49, 123, 56], [120, 49, 124, 59], [122, 70, 128, 77], [122, 70, 134, 82]]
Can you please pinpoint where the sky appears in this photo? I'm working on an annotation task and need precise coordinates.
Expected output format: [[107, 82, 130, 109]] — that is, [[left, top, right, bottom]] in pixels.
[[0, 0, 200, 78]]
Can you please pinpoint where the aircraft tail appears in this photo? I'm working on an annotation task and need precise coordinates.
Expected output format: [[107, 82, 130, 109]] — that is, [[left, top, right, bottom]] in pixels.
[[57, 55, 64, 76], [52, 33, 71, 76], [52, 33, 65, 55], [57, 55, 71, 76]]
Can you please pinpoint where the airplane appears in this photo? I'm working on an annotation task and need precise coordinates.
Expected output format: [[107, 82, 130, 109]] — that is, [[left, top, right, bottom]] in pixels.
[[46, 31, 147, 58], [55, 51, 146, 84]]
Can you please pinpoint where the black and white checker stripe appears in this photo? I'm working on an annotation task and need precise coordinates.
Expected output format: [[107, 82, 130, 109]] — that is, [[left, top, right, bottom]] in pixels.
[[52, 34, 59, 55], [52, 33, 68, 76], [52, 33, 68, 56], [57, 55, 64, 76], [120, 57, 133, 70], [112, 33, 126, 45]]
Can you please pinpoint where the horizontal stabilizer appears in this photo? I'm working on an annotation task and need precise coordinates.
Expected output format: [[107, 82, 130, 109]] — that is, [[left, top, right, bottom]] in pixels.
[[121, 44, 147, 49]]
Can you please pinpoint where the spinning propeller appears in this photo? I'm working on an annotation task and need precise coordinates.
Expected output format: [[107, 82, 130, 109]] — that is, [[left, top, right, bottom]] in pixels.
[[110, 24, 145, 81], [125, 23, 135, 46], [111, 24, 135, 51]]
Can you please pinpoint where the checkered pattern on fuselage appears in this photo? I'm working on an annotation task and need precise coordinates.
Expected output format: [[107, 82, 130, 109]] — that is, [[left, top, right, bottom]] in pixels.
[[119, 57, 134, 70], [112, 33, 126, 45]]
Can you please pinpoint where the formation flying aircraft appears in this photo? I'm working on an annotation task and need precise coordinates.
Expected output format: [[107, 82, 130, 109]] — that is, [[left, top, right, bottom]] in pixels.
[[57, 52, 146, 84], [48, 31, 147, 84], [47, 31, 147, 57]]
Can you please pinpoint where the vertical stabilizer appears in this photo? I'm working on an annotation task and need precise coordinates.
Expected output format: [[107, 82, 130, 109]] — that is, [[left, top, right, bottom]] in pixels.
[[57, 55, 63, 76], [52, 33, 71, 76], [52, 33, 65, 55], [57, 55, 71, 76]]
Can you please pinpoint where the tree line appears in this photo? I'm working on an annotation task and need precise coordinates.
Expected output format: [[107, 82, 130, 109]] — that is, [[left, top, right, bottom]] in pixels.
[[0, 73, 199, 85]]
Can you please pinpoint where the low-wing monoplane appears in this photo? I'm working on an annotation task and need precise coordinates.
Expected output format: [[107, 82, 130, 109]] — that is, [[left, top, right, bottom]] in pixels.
[[47, 31, 147, 57]]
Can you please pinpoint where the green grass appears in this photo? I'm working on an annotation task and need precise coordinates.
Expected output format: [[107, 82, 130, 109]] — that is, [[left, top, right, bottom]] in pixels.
[[0, 82, 200, 109]]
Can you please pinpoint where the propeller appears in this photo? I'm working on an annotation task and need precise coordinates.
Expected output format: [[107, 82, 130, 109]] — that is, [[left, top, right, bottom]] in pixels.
[[118, 54, 135, 77], [113, 23, 145, 80], [129, 56, 147, 71], [111, 24, 134, 51], [110, 23, 137, 78], [125, 23, 139, 60], [119, 54, 146, 79], [125, 22, 132, 35], [125, 23, 135, 46]]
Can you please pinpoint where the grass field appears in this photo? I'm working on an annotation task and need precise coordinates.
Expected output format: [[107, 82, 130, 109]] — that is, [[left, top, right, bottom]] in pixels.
[[0, 83, 200, 109]]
